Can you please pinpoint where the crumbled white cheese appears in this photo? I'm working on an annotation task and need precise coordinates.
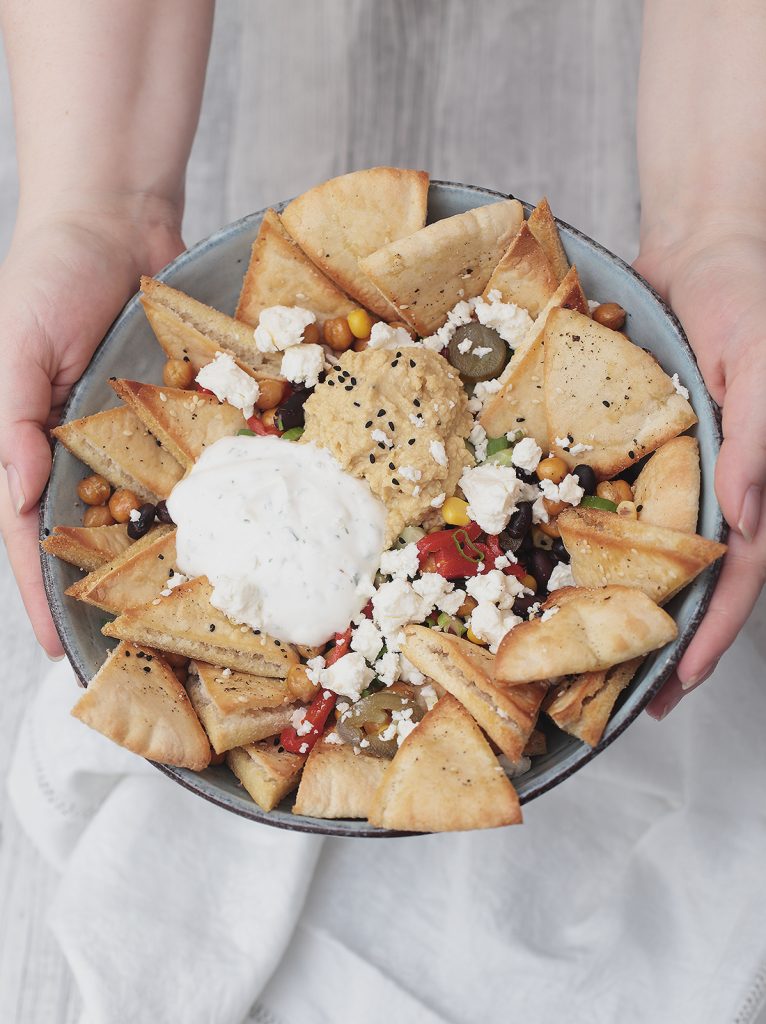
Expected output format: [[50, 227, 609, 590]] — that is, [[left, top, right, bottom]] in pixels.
[[367, 321, 415, 350], [587, 299, 601, 314], [469, 421, 488, 462], [324, 731, 344, 745], [319, 652, 374, 702], [375, 651, 401, 687], [511, 437, 543, 473], [457, 338, 473, 355], [547, 562, 576, 592], [399, 654, 426, 686], [569, 442, 594, 456], [371, 428, 394, 449], [419, 684, 438, 710], [474, 292, 533, 348], [412, 572, 453, 615], [429, 440, 448, 466], [437, 587, 466, 616], [671, 373, 689, 400], [399, 465, 422, 483], [379, 543, 420, 580], [459, 463, 524, 534], [473, 346, 493, 358], [129, 508, 141, 523], [420, 298, 477, 350], [468, 376, 504, 416], [540, 605, 560, 622], [164, 572, 187, 592], [372, 579, 428, 647], [469, 603, 521, 654], [195, 352, 260, 419], [466, 569, 525, 610], [306, 655, 326, 685], [280, 343, 325, 388], [350, 618, 384, 663], [409, 413, 425, 429], [254, 305, 315, 352], [531, 493, 549, 524], [430, 492, 446, 508]]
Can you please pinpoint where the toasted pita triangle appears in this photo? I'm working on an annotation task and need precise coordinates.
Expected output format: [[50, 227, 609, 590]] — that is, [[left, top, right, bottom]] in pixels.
[[545, 658, 642, 747], [186, 663, 298, 753], [495, 586, 677, 684], [140, 277, 284, 380], [544, 308, 698, 478], [71, 642, 210, 770], [401, 625, 546, 763], [522, 728, 547, 757], [633, 436, 701, 534], [227, 740, 305, 812], [480, 266, 588, 442], [360, 199, 524, 335], [41, 524, 132, 571], [293, 734, 389, 819], [558, 508, 726, 604], [368, 694, 521, 832], [53, 406, 184, 501], [65, 526, 175, 614], [528, 198, 569, 283], [102, 577, 298, 678], [110, 379, 246, 469], [235, 209, 356, 326], [281, 167, 429, 321], [481, 221, 558, 318]]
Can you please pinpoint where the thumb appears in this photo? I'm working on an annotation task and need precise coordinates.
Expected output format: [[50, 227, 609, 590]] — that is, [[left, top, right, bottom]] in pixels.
[[0, 418, 54, 515], [715, 360, 766, 542]]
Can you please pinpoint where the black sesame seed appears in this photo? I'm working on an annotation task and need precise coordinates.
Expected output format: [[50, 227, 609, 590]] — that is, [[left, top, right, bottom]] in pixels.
[[143, 666, 151, 673], [209, 624, 216, 632], [602, 400, 611, 407], [353, 401, 361, 408], [136, 651, 145, 659], [408, 438, 416, 446], [350, 377, 357, 385], [388, 462, 395, 470], [628, 450, 635, 459], [392, 478, 399, 486], [328, 379, 335, 387], [409, 359, 416, 368], [344, 384, 354, 391], [125, 650, 131, 656], [388, 421, 395, 431], [413, 399, 421, 408], [378, 442, 385, 450], [391, 360, 399, 368], [275, 640, 281, 647], [365, 420, 373, 428], [369, 454, 376, 463], [377, 409, 386, 417], [516, 417, 526, 423]]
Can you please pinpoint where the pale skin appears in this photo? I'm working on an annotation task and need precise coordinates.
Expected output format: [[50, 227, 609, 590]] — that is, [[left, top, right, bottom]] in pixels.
[[0, 0, 762, 720]]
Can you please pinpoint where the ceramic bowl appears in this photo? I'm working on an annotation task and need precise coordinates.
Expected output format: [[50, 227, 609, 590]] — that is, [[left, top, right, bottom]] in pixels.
[[40, 181, 725, 836]]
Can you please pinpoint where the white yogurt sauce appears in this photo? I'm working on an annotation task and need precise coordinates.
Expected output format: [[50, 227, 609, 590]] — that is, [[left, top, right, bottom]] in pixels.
[[167, 435, 386, 646]]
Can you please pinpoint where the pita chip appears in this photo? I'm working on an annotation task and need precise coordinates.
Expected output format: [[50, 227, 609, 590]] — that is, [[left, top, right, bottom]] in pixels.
[[102, 577, 298, 678], [41, 524, 133, 571], [236, 209, 356, 326], [186, 662, 298, 753], [53, 406, 184, 501], [401, 625, 546, 763], [543, 308, 698, 479], [368, 694, 522, 832], [110, 379, 246, 469], [360, 199, 523, 335], [480, 266, 588, 443], [633, 435, 701, 534], [481, 221, 558, 317], [528, 198, 569, 283], [71, 642, 210, 770], [227, 740, 305, 812], [140, 277, 284, 380], [281, 167, 429, 320], [545, 658, 642, 747], [557, 507, 726, 605], [65, 526, 176, 614], [495, 586, 677, 685], [293, 734, 389, 819]]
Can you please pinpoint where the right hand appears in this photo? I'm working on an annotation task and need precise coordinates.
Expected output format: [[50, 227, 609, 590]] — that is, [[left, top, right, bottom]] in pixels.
[[0, 198, 184, 655]]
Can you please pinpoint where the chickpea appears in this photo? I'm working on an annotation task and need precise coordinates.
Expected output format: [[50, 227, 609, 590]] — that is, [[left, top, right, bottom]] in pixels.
[[543, 497, 568, 518], [295, 643, 324, 660], [261, 407, 279, 428], [163, 358, 195, 389], [286, 663, 320, 703], [520, 574, 538, 592], [538, 519, 561, 539], [536, 456, 569, 484], [77, 473, 111, 506], [83, 504, 115, 527], [388, 681, 417, 700], [347, 308, 373, 340], [457, 594, 478, 618], [617, 500, 638, 520], [108, 488, 141, 523], [388, 320, 417, 340], [353, 338, 370, 352], [592, 302, 626, 331], [597, 479, 633, 505], [323, 316, 354, 352], [302, 322, 320, 345], [255, 378, 286, 411]]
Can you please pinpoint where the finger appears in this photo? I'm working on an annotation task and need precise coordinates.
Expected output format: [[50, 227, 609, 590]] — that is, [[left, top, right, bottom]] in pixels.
[[0, 356, 54, 513], [0, 470, 63, 657], [715, 360, 766, 541]]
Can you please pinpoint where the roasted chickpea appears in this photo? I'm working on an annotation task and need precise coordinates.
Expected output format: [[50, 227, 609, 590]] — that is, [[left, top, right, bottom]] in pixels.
[[83, 504, 115, 527], [592, 302, 626, 331], [295, 643, 324, 660], [108, 488, 141, 523], [543, 497, 568, 518], [457, 594, 478, 618], [538, 519, 561, 539], [286, 663, 320, 703], [302, 321, 320, 345], [520, 574, 538, 592], [536, 456, 569, 484], [261, 407, 279, 428], [323, 316, 354, 352], [255, 378, 286, 411], [353, 338, 370, 352], [163, 358, 195, 389], [388, 681, 418, 700], [77, 473, 111, 506], [597, 479, 633, 505]]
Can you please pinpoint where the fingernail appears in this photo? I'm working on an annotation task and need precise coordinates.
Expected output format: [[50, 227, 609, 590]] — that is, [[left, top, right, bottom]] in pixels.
[[6, 464, 25, 515], [737, 484, 761, 543], [681, 661, 718, 692], [46, 653, 65, 662]]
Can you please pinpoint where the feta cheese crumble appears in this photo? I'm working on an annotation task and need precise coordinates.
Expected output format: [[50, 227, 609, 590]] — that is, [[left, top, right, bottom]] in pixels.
[[430, 440, 448, 466], [319, 652, 374, 702], [547, 562, 576, 592], [474, 290, 534, 348], [671, 373, 689, 400], [511, 436, 543, 473], [195, 352, 260, 419], [379, 543, 420, 580], [280, 343, 326, 388], [459, 462, 525, 534], [350, 618, 384, 662], [254, 305, 315, 352]]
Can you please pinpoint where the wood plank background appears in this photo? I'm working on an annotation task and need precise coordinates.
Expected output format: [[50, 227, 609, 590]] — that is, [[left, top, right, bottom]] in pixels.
[[0, 1, 734, 1021]]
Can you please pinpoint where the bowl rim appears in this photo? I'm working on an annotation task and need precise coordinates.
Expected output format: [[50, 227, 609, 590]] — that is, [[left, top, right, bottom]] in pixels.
[[39, 179, 726, 837]]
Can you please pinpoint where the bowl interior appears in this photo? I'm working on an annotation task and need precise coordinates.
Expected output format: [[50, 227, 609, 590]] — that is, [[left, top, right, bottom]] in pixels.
[[40, 181, 724, 836]]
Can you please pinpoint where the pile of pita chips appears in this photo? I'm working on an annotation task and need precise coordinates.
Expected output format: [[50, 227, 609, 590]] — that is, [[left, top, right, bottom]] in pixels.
[[42, 523, 132, 571], [544, 659, 642, 747], [227, 741, 306, 812], [632, 436, 701, 534]]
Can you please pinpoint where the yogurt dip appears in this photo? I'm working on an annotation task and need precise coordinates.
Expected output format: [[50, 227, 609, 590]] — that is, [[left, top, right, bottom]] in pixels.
[[167, 435, 387, 646]]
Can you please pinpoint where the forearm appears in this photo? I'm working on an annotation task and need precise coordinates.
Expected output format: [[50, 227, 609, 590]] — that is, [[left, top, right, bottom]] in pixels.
[[637, 0, 766, 258], [1, 0, 214, 237]]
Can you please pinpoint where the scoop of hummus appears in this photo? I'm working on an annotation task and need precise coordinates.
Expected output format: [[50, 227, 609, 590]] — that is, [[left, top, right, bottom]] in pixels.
[[302, 347, 473, 544]]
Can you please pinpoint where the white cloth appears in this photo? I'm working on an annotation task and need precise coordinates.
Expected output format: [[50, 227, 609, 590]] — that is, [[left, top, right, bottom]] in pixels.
[[7, 597, 766, 1024]]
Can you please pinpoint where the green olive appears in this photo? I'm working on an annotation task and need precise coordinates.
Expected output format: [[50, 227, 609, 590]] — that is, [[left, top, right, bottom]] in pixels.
[[336, 691, 423, 759], [447, 322, 509, 382]]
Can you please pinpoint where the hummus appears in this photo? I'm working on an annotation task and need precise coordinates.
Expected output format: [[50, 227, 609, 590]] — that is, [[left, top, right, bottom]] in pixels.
[[302, 347, 473, 543]]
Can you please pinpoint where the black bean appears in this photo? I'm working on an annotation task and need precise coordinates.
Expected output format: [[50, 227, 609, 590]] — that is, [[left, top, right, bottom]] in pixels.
[[552, 538, 570, 564], [512, 594, 538, 618], [505, 502, 533, 542], [128, 503, 157, 540], [155, 499, 174, 524], [276, 386, 311, 431], [530, 548, 557, 590], [572, 464, 597, 495]]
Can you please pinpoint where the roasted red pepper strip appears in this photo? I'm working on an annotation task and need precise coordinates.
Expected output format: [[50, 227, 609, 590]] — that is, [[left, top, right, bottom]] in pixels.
[[246, 413, 282, 437], [325, 627, 352, 666], [417, 522, 481, 558], [279, 689, 337, 754]]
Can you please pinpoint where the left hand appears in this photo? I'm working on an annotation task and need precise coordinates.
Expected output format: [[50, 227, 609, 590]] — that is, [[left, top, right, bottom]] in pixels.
[[634, 230, 766, 718]]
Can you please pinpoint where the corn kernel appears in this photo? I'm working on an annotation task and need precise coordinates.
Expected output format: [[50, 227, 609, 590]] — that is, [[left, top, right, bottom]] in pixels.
[[347, 308, 373, 340], [466, 627, 487, 646], [442, 496, 471, 527], [521, 574, 537, 592]]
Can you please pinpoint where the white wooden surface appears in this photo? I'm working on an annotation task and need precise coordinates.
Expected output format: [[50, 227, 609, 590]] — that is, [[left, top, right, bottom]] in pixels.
[[0, 2, 749, 1021]]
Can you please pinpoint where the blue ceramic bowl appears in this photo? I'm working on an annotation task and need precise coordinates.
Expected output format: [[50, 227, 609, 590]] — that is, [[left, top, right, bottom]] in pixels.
[[40, 181, 725, 836]]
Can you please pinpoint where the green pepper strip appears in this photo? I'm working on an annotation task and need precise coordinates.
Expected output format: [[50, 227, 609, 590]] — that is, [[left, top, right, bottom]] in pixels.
[[453, 527, 484, 564]]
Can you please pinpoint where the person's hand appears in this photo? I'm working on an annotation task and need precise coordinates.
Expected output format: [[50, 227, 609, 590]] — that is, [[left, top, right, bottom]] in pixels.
[[0, 197, 184, 655], [634, 229, 766, 718]]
